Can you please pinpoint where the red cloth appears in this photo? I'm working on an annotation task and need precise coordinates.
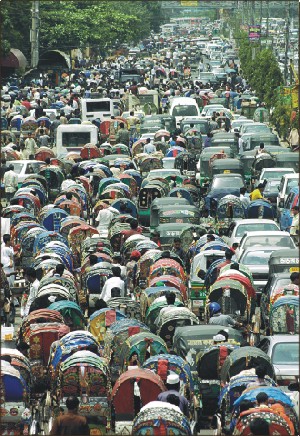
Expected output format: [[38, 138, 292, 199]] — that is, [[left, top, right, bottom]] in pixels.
[[128, 326, 140, 337], [157, 359, 169, 381], [105, 310, 116, 327]]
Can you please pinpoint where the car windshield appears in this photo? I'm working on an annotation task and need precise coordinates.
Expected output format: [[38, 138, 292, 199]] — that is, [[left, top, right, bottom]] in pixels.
[[244, 125, 270, 133], [8, 162, 23, 174], [212, 176, 244, 190], [149, 170, 180, 178], [172, 105, 198, 117], [241, 250, 274, 265], [236, 223, 279, 237], [263, 171, 293, 180], [286, 179, 299, 195], [264, 180, 280, 193], [272, 342, 299, 365], [183, 123, 208, 134], [243, 235, 294, 249]]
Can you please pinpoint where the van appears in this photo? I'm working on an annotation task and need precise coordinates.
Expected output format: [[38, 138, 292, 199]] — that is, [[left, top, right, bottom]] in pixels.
[[169, 97, 201, 127], [56, 124, 98, 157], [80, 98, 114, 122]]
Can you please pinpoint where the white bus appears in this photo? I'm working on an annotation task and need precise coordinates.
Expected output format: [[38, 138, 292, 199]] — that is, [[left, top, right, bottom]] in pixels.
[[56, 124, 98, 157], [80, 98, 114, 122]]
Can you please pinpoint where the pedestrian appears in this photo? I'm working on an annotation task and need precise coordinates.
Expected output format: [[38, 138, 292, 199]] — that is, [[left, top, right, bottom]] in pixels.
[[143, 137, 156, 154], [24, 133, 37, 157], [171, 238, 186, 264], [157, 374, 189, 418], [0, 264, 15, 327], [289, 206, 299, 243], [3, 164, 18, 205], [99, 266, 125, 301], [49, 396, 89, 435], [115, 122, 130, 146], [208, 302, 242, 327], [235, 132, 243, 154], [95, 204, 119, 232], [204, 132, 213, 148], [23, 267, 40, 317], [126, 250, 141, 292], [1, 234, 15, 287]]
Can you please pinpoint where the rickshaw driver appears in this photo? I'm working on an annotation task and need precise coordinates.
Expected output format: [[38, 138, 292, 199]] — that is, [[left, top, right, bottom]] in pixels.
[[208, 302, 243, 328], [250, 183, 271, 202]]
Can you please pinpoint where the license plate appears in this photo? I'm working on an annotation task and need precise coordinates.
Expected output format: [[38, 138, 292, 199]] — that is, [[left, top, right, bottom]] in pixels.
[[290, 267, 299, 272], [223, 169, 230, 173]]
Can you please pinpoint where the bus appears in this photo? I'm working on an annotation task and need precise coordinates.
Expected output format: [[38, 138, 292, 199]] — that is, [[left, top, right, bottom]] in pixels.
[[56, 124, 98, 156], [80, 98, 114, 122]]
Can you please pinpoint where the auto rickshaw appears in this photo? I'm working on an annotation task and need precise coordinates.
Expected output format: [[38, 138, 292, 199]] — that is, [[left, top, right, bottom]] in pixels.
[[150, 204, 200, 231], [138, 180, 170, 227], [268, 249, 299, 276], [243, 132, 279, 151], [276, 151, 299, 172], [198, 146, 233, 191], [210, 158, 244, 177], [240, 150, 256, 186], [211, 132, 238, 155], [39, 166, 65, 201]]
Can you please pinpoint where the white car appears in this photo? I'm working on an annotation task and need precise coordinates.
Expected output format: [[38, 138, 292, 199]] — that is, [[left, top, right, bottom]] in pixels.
[[258, 167, 295, 184], [240, 122, 271, 135], [238, 230, 295, 261], [225, 219, 280, 246], [201, 104, 225, 116], [7, 160, 45, 186], [277, 173, 299, 210], [258, 335, 299, 400], [147, 168, 181, 180]]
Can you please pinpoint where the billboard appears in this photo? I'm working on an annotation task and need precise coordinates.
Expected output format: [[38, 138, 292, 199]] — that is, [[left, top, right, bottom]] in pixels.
[[248, 25, 261, 42]]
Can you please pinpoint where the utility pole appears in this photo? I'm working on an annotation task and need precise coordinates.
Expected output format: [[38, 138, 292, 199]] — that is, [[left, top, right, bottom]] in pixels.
[[30, 1, 40, 68], [284, 1, 291, 85]]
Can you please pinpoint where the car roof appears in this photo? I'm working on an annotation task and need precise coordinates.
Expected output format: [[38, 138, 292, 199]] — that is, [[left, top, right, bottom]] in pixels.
[[234, 219, 279, 225], [243, 231, 290, 237], [281, 173, 299, 179], [241, 246, 284, 254], [212, 173, 243, 178], [262, 167, 294, 172], [263, 335, 299, 344]]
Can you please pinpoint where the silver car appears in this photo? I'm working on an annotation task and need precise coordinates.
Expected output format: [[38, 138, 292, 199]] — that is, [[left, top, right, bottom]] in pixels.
[[258, 335, 299, 393]]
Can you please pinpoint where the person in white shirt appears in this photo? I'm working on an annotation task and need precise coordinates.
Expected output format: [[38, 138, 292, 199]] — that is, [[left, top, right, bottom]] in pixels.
[[240, 187, 250, 208], [24, 133, 37, 157], [1, 234, 15, 287], [3, 165, 18, 204], [96, 206, 119, 231], [143, 138, 156, 154], [23, 267, 40, 317], [99, 267, 125, 301]]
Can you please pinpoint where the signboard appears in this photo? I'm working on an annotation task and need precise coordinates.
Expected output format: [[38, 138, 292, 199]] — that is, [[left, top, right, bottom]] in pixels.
[[248, 25, 261, 42], [180, 0, 198, 6]]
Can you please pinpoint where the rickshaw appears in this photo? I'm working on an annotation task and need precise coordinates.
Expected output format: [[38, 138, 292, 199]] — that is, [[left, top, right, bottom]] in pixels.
[[100, 118, 123, 144], [56, 199, 82, 217], [145, 299, 185, 333], [97, 177, 120, 197], [247, 199, 275, 219], [120, 234, 148, 262], [138, 156, 163, 178], [123, 169, 142, 188], [154, 140, 168, 154], [186, 135, 203, 153], [48, 301, 86, 331], [150, 204, 200, 231], [148, 274, 187, 298], [232, 387, 298, 435], [251, 153, 276, 188], [118, 174, 138, 197], [132, 402, 192, 436], [136, 251, 167, 291], [2, 205, 26, 217], [138, 181, 170, 227], [31, 283, 77, 311], [253, 106, 270, 123], [88, 308, 127, 343], [198, 147, 233, 191], [39, 166, 65, 201], [131, 138, 147, 157], [142, 353, 194, 397], [83, 263, 112, 307], [20, 226, 48, 267], [0, 362, 31, 436], [54, 351, 112, 435], [100, 184, 131, 201], [149, 258, 186, 283], [276, 151, 299, 172], [219, 372, 277, 426], [12, 193, 41, 215], [111, 369, 167, 435], [11, 221, 41, 246], [48, 331, 101, 383], [68, 224, 99, 259], [106, 297, 141, 320], [240, 95, 260, 119], [119, 331, 168, 373], [104, 318, 150, 382], [220, 346, 275, 384], [174, 152, 197, 177], [197, 343, 239, 423], [168, 187, 194, 203], [206, 278, 256, 325], [240, 150, 256, 186], [111, 144, 130, 155], [35, 147, 55, 162], [26, 321, 70, 389], [41, 208, 69, 232], [269, 296, 299, 335], [80, 143, 101, 160], [1, 348, 32, 388], [154, 129, 170, 142], [140, 287, 183, 321], [216, 195, 246, 232], [156, 307, 199, 347]]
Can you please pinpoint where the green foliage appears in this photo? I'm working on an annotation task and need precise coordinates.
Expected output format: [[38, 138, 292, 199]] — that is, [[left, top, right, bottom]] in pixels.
[[1, 0, 163, 59]]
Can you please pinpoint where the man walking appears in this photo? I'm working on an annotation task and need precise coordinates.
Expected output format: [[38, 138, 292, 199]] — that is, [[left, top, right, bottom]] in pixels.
[[50, 396, 89, 435], [3, 164, 18, 205]]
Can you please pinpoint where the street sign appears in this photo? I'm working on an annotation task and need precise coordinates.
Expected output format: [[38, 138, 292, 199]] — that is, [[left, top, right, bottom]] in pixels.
[[248, 25, 261, 42]]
